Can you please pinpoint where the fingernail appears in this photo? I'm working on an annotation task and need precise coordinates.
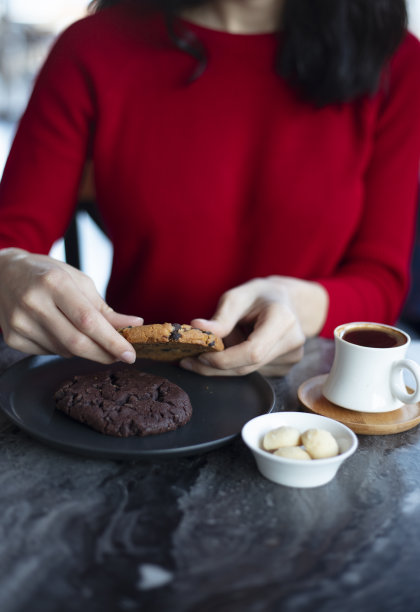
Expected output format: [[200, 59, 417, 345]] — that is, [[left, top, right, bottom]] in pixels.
[[181, 359, 193, 371], [198, 355, 210, 366], [192, 317, 211, 326], [121, 351, 136, 364]]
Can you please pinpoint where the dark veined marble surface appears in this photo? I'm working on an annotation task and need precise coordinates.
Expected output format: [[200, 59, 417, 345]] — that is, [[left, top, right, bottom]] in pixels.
[[1, 336, 420, 612]]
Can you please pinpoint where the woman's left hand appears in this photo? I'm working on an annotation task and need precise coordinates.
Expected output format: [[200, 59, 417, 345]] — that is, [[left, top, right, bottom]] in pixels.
[[180, 276, 328, 376]]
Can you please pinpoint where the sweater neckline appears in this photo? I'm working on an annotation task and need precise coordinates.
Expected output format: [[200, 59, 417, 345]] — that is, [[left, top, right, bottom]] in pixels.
[[177, 17, 280, 47]]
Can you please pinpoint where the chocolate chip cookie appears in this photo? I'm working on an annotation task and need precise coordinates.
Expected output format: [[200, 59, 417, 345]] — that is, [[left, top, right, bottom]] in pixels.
[[119, 322, 224, 361]]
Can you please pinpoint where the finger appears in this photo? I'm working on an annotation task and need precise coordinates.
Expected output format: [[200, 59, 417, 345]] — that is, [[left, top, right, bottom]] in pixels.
[[51, 303, 134, 363], [35, 278, 136, 362], [6, 308, 114, 362], [3, 304, 70, 356], [103, 310, 143, 330], [180, 338, 281, 375], [181, 343, 304, 378], [191, 319, 245, 349], [39, 313, 119, 363], [71, 278, 144, 344], [180, 356, 257, 377], [5, 319, 75, 358], [198, 341, 282, 373], [190, 317, 227, 337], [68, 277, 144, 340], [2, 328, 58, 357], [70, 274, 144, 331], [191, 286, 259, 338]]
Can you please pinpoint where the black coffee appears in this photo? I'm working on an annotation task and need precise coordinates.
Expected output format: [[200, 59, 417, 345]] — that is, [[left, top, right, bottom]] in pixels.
[[342, 326, 406, 349]]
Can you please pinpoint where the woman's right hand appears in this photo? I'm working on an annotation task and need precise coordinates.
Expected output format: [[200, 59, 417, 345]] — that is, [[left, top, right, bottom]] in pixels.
[[0, 248, 142, 363]]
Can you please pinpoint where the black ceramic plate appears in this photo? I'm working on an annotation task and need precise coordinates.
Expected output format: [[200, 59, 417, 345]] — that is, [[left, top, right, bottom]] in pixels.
[[0, 356, 275, 459]]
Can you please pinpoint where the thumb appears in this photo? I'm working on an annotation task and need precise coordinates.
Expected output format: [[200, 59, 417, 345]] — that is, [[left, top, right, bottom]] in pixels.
[[190, 317, 228, 338], [192, 292, 249, 339]]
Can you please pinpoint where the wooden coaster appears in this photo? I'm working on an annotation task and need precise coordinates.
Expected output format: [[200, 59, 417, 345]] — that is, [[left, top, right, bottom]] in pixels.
[[297, 374, 420, 435]]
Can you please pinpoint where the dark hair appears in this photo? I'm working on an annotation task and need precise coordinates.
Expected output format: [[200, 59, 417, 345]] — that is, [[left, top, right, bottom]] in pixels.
[[89, 0, 408, 106]]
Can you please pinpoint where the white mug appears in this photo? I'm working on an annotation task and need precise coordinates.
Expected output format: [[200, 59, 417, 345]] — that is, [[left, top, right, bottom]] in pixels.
[[322, 322, 420, 413]]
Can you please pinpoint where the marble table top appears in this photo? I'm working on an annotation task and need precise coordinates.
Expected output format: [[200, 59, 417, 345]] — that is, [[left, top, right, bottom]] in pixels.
[[1, 336, 420, 612]]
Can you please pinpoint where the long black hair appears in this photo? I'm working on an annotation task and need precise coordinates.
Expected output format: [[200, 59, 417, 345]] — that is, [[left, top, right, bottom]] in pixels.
[[89, 0, 408, 106]]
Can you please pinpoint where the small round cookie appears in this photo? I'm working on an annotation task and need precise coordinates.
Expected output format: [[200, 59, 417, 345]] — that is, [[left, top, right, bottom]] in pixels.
[[262, 426, 301, 451], [119, 323, 224, 362], [54, 367, 193, 437], [274, 447, 312, 461], [301, 428, 339, 459]]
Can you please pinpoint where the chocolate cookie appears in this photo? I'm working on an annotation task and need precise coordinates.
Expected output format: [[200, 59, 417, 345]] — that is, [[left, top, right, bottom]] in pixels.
[[54, 368, 193, 437], [119, 323, 224, 361]]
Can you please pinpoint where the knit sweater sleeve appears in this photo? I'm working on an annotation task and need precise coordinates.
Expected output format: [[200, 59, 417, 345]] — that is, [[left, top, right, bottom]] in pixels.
[[316, 33, 420, 337], [0, 20, 95, 254]]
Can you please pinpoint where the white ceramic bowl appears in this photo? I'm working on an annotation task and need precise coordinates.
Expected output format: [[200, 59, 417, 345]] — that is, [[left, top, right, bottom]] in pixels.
[[241, 412, 358, 488]]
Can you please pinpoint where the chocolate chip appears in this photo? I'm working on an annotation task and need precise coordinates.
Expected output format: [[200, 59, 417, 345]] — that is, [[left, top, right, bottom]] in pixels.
[[170, 323, 182, 341]]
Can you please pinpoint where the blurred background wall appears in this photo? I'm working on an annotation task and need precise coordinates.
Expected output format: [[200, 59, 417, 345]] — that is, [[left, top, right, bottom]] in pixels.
[[0, 0, 419, 295], [0, 1, 109, 292]]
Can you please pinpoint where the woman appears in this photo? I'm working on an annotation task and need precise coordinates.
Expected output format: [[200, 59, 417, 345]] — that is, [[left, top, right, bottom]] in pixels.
[[0, 0, 419, 376]]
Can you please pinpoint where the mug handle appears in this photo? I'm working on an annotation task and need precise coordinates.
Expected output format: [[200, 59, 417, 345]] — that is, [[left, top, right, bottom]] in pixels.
[[391, 359, 420, 404]]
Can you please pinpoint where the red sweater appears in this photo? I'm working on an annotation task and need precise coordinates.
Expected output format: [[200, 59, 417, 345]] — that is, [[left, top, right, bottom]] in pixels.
[[1, 5, 420, 336]]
